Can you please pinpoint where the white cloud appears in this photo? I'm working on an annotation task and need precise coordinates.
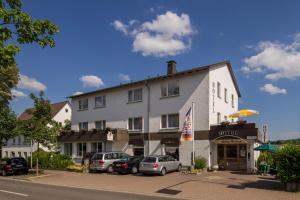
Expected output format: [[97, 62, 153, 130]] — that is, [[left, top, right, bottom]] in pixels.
[[113, 11, 196, 57], [260, 84, 287, 95], [73, 91, 83, 96], [112, 20, 128, 35], [80, 75, 104, 88], [11, 89, 26, 97], [18, 74, 47, 91], [242, 34, 300, 80], [118, 73, 130, 82]]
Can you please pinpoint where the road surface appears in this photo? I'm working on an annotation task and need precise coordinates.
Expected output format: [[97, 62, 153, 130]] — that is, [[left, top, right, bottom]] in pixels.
[[0, 177, 179, 200]]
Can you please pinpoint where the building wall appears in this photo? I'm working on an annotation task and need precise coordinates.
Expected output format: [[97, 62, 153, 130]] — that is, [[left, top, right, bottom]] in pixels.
[[2, 103, 72, 158], [209, 64, 239, 125]]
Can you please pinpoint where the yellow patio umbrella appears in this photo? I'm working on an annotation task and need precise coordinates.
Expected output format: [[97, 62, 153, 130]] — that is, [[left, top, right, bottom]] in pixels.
[[229, 109, 260, 118]]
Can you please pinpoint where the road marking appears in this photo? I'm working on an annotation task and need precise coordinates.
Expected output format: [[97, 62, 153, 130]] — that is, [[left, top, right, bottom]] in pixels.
[[0, 189, 28, 197]]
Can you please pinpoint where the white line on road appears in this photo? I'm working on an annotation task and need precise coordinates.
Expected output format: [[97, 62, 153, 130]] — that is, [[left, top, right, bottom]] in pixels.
[[0, 189, 28, 197]]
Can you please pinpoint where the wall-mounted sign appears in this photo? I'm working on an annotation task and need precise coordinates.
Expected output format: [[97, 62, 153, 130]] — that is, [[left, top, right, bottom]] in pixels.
[[107, 131, 113, 141], [218, 130, 238, 137]]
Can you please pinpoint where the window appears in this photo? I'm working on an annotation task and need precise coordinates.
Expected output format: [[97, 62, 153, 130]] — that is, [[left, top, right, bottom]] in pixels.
[[64, 143, 73, 156], [24, 152, 28, 158], [128, 88, 142, 103], [161, 81, 179, 97], [17, 136, 21, 145], [65, 108, 69, 113], [217, 82, 221, 98], [76, 143, 86, 157], [12, 138, 16, 145], [95, 120, 106, 130], [217, 112, 221, 124], [231, 94, 234, 108], [91, 142, 102, 153], [5, 151, 8, 158], [161, 114, 179, 129], [128, 117, 143, 131], [95, 95, 106, 108], [18, 152, 21, 157], [78, 122, 88, 131], [78, 99, 88, 110], [224, 88, 228, 103]]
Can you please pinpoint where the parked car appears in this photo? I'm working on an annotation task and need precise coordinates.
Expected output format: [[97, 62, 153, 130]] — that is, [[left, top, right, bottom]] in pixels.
[[0, 157, 29, 176], [89, 152, 130, 173], [113, 156, 144, 174], [139, 155, 181, 176]]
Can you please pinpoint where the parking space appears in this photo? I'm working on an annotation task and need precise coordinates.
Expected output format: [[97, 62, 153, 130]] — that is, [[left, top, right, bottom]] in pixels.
[[19, 170, 299, 200]]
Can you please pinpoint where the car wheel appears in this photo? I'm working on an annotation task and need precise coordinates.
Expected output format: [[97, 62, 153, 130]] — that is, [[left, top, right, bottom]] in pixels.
[[178, 164, 182, 172], [131, 166, 138, 174], [160, 168, 166, 176], [107, 165, 114, 173], [2, 170, 7, 176]]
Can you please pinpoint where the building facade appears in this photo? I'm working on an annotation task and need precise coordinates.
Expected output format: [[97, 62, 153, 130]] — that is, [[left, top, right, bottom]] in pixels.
[[58, 60, 261, 172], [2, 101, 72, 159]]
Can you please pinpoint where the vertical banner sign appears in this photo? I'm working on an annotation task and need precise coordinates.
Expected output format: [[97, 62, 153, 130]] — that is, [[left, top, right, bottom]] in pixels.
[[181, 107, 193, 141]]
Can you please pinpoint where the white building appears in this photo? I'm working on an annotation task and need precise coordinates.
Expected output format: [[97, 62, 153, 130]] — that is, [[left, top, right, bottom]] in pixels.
[[59, 60, 261, 172], [2, 101, 71, 159]]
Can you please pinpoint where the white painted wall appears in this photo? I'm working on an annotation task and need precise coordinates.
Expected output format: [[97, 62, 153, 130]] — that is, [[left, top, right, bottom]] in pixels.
[[209, 64, 239, 125]]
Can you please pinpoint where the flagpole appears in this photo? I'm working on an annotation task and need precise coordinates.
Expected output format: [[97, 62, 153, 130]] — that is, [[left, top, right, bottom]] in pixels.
[[192, 102, 195, 167]]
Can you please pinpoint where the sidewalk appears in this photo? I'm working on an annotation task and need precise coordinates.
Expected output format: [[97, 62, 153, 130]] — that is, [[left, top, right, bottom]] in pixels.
[[25, 170, 299, 200]]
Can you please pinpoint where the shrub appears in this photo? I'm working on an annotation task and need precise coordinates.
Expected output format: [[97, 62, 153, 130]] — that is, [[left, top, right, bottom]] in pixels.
[[276, 143, 300, 184], [29, 150, 74, 169], [66, 165, 84, 173], [257, 151, 274, 166], [194, 157, 207, 169]]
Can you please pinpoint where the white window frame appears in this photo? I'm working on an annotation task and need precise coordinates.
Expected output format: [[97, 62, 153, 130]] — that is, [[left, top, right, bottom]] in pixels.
[[91, 142, 103, 153], [217, 82, 221, 98], [78, 122, 88, 131], [217, 112, 221, 124], [161, 81, 180, 98], [128, 117, 143, 131], [95, 95, 106, 108], [78, 99, 88, 110], [95, 120, 106, 130], [224, 88, 228, 103], [64, 143, 73, 156], [76, 143, 86, 157], [161, 113, 179, 129], [128, 88, 143, 103]]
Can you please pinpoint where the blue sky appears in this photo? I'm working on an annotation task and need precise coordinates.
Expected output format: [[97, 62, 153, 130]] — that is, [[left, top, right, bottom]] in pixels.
[[11, 0, 300, 140]]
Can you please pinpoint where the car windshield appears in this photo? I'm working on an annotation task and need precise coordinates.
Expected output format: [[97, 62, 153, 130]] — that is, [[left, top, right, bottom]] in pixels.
[[142, 157, 156, 163], [93, 153, 103, 160]]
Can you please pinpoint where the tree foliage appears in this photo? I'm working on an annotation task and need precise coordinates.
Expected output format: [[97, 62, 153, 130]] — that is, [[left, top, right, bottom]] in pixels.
[[0, 106, 17, 145], [0, 0, 59, 107]]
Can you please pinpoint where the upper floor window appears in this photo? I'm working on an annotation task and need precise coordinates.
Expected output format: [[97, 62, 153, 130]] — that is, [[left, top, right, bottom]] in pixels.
[[217, 82, 221, 98], [78, 122, 88, 131], [224, 88, 228, 103], [95, 95, 106, 108], [78, 99, 88, 110], [128, 88, 142, 103], [231, 94, 234, 108], [128, 117, 143, 131], [95, 120, 106, 130], [217, 112, 221, 124], [161, 113, 179, 129], [161, 81, 179, 98]]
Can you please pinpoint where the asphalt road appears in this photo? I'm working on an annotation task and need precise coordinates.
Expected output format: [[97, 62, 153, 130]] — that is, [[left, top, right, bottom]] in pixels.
[[0, 178, 179, 200]]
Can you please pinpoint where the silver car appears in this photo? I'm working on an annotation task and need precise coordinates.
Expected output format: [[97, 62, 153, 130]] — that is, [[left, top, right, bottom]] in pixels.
[[139, 155, 182, 176], [89, 152, 130, 173]]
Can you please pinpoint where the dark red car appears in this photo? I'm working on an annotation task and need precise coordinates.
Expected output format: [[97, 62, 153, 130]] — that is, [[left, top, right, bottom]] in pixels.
[[113, 156, 144, 174], [0, 157, 29, 176]]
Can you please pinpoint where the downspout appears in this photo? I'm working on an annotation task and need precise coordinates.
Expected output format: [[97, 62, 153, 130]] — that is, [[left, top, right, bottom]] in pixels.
[[145, 81, 150, 156]]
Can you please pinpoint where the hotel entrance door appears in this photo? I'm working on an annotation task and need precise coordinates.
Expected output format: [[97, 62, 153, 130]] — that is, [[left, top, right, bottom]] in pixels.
[[217, 144, 247, 170]]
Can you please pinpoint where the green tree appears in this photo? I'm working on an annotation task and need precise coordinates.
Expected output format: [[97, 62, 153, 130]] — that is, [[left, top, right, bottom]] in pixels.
[[19, 91, 59, 175], [0, 106, 17, 158], [0, 0, 59, 108]]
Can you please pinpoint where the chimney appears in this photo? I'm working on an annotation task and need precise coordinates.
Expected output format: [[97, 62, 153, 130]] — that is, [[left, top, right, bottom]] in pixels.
[[167, 60, 177, 75]]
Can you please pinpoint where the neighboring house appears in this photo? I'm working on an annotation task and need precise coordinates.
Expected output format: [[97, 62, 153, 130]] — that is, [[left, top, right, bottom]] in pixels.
[[59, 60, 262, 172], [2, 101, 72, 159]]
